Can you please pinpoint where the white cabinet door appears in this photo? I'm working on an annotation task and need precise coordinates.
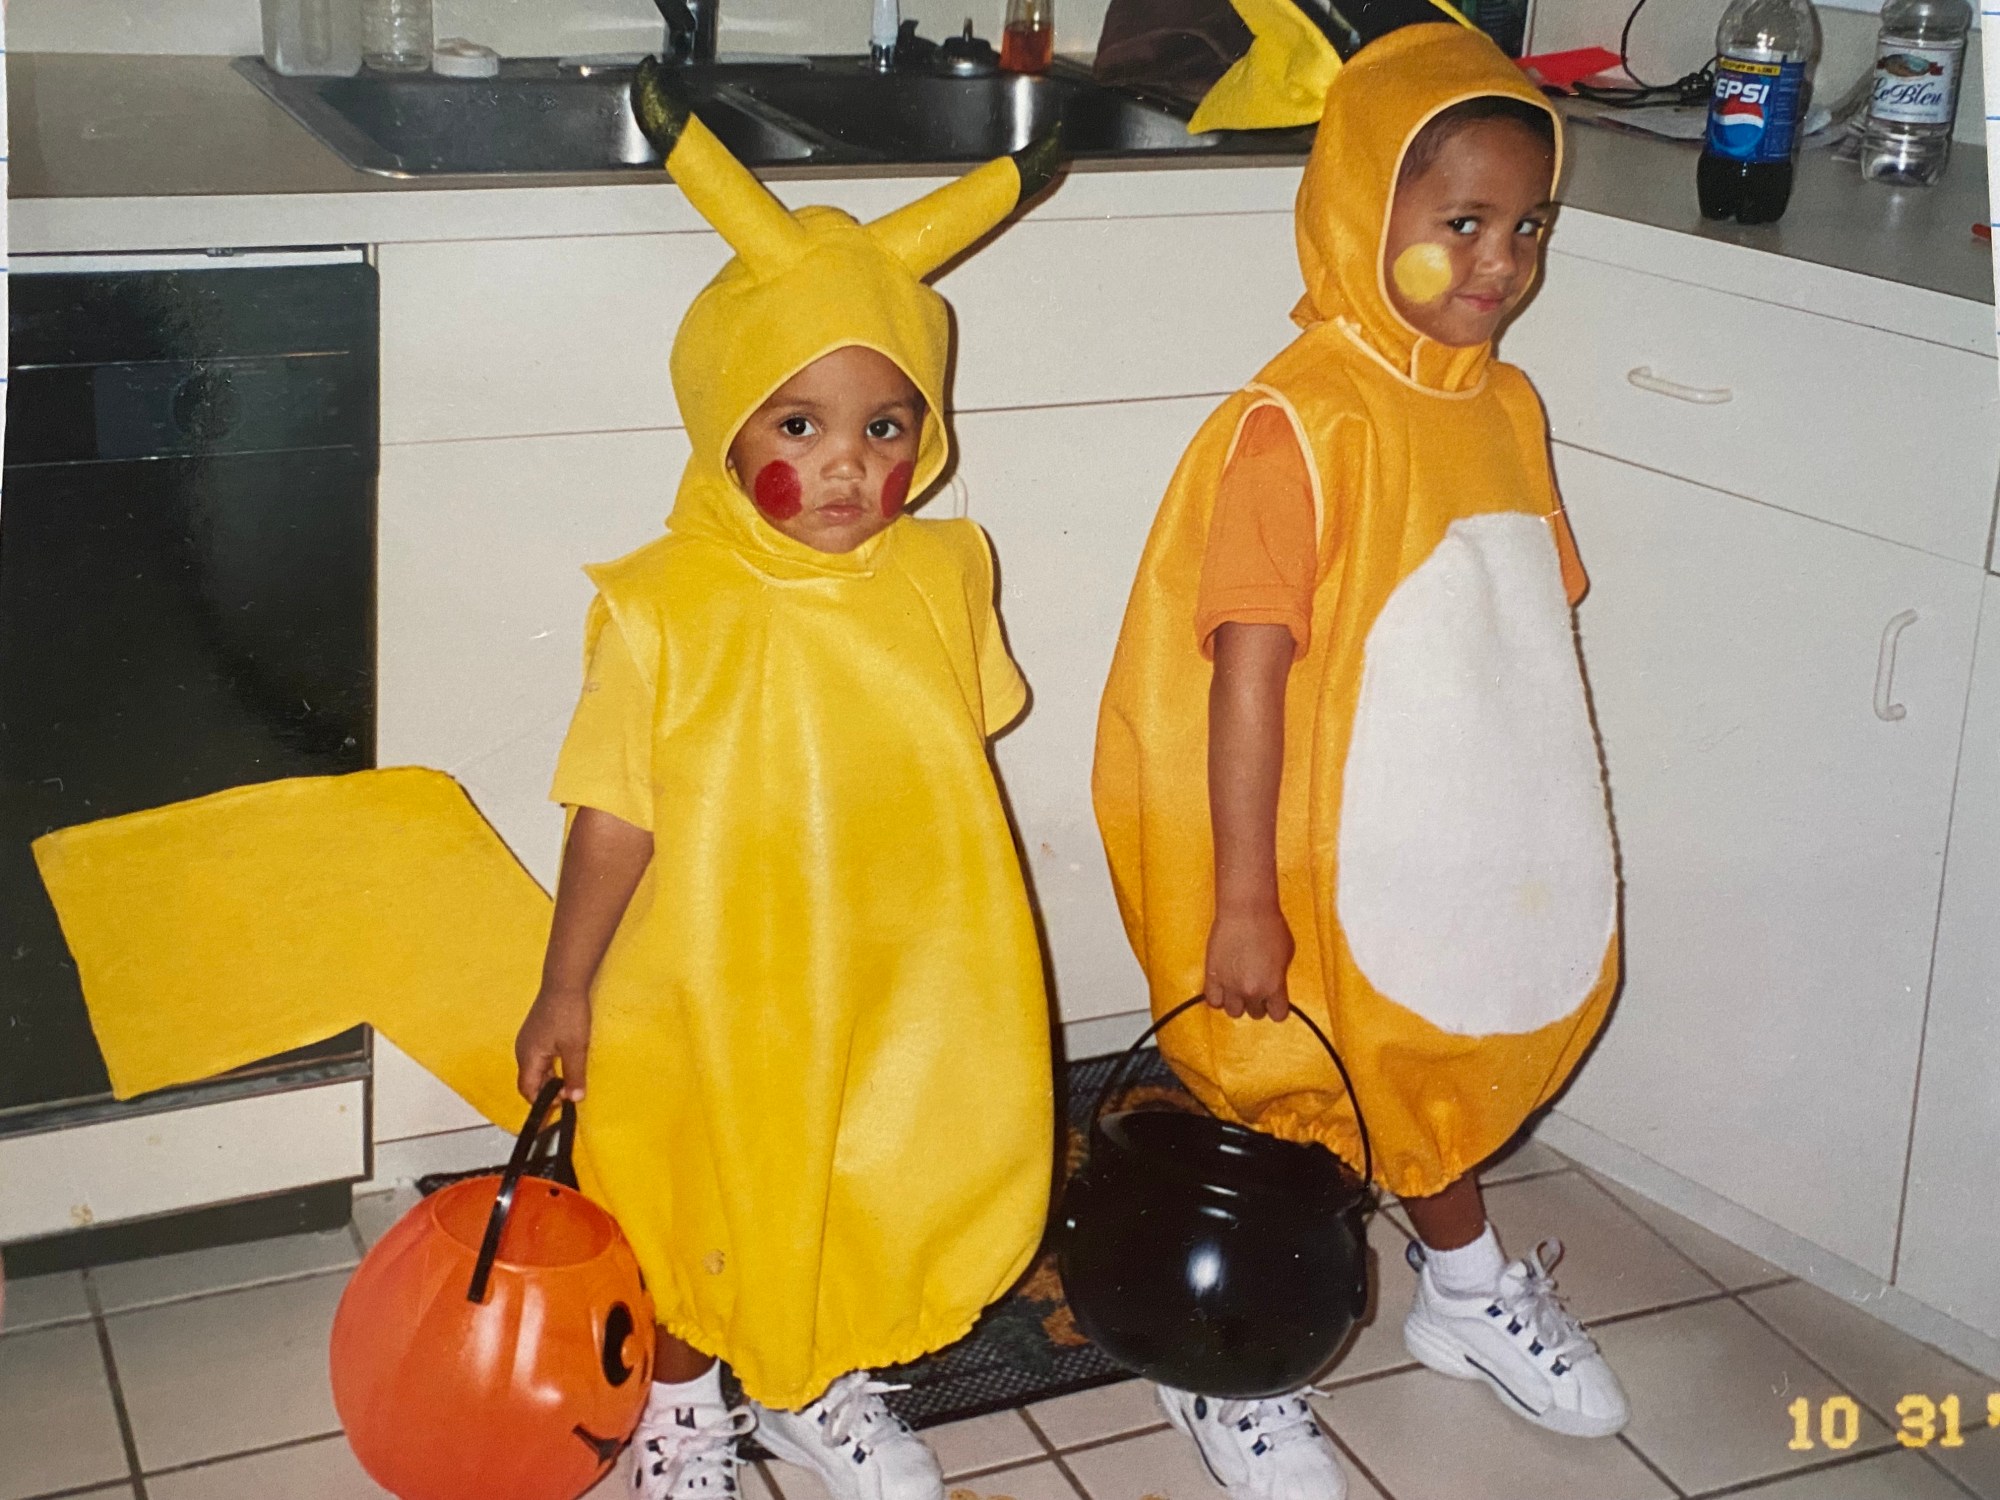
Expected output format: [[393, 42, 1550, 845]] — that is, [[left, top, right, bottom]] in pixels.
[[954, 396, 1220, 1023], [375, 427, 685, 1144], [378, 427, 687, 887], [1897, 575, 2000, 1336], [1550, 444, 1982, 1277]]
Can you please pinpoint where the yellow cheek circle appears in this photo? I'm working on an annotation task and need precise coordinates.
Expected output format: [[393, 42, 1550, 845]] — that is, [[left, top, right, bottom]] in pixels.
[[1391, 242, 1455, 305]]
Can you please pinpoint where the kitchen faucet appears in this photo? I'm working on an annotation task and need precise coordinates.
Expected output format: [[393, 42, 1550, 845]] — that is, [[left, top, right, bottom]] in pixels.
[[656, 0, 718, 64], [871, 0, 899, 70]]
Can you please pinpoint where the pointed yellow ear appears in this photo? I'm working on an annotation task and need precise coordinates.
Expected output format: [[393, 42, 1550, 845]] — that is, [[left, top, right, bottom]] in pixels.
[[867, 153, 1027, 279], [664, 115, 812, 275], [1188, 0, 1343, 133], [632, 57, 810, 275]]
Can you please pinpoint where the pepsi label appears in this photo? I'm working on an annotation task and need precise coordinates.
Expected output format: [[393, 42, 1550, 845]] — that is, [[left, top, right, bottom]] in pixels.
[[1705, 55, 1806, 164]]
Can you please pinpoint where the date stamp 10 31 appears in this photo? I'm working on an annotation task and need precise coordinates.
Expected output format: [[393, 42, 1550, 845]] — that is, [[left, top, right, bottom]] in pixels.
[[1787, 1394, 1999, 1451]]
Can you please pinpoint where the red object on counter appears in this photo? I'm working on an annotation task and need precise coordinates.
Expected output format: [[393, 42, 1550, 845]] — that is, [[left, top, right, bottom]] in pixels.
[[1001, 21, 1054, 73], [1517, 46, 1625, 90]]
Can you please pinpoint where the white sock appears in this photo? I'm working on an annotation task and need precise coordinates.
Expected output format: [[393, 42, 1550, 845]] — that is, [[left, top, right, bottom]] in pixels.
[[1425, 1224, 1505, 1297], [648, 1362, 726, 1419]]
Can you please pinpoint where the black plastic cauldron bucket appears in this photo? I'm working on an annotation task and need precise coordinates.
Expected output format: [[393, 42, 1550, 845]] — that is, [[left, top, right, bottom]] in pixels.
[[1056, 997, 1376, 1399]]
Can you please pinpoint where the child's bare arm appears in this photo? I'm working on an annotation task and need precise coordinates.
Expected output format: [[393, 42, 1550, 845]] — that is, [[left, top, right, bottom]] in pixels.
[[514, 807, 655, 1102], [1206, 621, 1296, 1022]]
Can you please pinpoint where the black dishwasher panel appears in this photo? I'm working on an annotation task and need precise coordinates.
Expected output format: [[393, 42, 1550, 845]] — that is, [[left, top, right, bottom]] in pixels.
[[0, 259, 378, 1124]]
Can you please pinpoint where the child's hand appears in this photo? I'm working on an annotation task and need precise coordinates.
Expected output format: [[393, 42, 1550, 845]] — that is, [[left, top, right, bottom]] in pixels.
[[1204, 903, 1294, 1021], [515, 986, 593, 1102]]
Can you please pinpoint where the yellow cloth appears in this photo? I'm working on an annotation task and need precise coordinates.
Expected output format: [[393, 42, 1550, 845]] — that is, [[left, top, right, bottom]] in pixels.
[[31, 768, 544, 1130], [1093, 22, 1620, 1200], [31, 118, 1052, 1410], [538, 114, 1050, 1408]]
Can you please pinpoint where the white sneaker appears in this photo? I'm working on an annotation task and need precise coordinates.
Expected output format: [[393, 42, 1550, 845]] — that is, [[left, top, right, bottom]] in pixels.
[[1402, 1238, 1630, 1438], [627, 1398, 756, 1500], [752, 1372, 944, 1500], [1156, 1384, 1347, 1500]]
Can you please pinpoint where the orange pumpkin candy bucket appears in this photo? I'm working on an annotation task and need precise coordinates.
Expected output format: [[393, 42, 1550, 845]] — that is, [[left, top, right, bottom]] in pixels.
[[332, 1079, 656, 1500]]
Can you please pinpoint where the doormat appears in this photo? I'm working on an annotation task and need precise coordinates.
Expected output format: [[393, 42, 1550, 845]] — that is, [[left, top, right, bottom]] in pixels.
[[862, 1045, 1195, 1431], [415, 1046, 1199, 1431]]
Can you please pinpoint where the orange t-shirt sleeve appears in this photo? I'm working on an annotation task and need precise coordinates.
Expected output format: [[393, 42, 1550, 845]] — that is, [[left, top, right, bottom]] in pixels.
[[1194, 404, 1320, 661]]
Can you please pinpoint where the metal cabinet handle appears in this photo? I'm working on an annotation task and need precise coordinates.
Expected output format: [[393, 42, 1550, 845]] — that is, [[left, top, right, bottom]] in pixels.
[[1626, 366, 1734, 405], [1875, 609, 1919, 723]]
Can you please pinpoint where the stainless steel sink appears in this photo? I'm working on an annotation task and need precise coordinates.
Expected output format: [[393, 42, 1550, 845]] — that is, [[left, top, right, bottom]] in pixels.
[[236, 56, 1310, 178], [728, 68, 1233, 160], [235, 59, 834, 176]]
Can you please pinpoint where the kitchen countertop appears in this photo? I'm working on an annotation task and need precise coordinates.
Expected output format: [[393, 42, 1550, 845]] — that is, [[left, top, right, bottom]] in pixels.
[[8, 52, 1993, 311]]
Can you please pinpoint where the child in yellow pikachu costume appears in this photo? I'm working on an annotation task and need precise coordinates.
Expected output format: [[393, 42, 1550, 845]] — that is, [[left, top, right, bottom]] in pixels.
[[510, 67, 1058, 1500], [1092, 3, 1626, 1488], [32, 64, 1057, 1500]]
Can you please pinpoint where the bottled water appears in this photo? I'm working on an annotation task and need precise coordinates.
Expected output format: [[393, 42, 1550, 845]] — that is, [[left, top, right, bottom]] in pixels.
[[1859, 0, 1970, 186], [362, 0, 433, 72]]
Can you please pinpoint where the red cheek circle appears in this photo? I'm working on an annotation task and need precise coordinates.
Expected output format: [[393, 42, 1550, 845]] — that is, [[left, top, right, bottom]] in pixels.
[[880, 461, 915, 520], [752, 461, 802, 521]]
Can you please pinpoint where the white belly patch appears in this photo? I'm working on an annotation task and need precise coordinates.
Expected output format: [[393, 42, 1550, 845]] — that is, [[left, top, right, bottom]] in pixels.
[[1335, 512, 1616, 1037]]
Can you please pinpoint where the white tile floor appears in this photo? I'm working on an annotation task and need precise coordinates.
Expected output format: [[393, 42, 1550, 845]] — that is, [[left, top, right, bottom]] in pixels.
[[5, 1147, 1996, 1500]]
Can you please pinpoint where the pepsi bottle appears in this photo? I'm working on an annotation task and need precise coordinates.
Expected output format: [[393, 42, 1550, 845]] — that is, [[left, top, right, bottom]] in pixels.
[[1697, 0, 1821, 224]]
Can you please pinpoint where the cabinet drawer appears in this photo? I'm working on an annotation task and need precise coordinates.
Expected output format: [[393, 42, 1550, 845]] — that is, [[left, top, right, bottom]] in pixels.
[[380, 213, 1301, 446], [1505, 251, 1998, 565]]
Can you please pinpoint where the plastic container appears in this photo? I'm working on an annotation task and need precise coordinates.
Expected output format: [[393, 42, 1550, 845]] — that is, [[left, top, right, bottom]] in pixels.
[[432, 38, 502, 79], [1696, 0, 1821, 225], [261, 0, 362, 77], [1001, 0, 1055, 75], [1859, 0, 1971, 186], [362, 0, 433, 72]]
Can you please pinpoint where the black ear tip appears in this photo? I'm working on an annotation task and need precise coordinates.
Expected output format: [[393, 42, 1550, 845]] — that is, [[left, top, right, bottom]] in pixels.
[[1011, 127, 1066, 204], [631, 54, 693, 157]]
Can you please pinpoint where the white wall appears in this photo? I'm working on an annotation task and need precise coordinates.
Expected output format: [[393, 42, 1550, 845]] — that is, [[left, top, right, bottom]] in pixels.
[[1529, 0, 1986, 143], [10, 0, 1115, 58]]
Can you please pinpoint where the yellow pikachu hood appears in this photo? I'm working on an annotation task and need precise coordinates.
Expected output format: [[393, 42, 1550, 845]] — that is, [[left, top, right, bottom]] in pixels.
[[1197, 7, 1562, 388], [1094, 7, 1617, 1200], [33, 93, 1057, 1413], [644, 65, 1059, 567]]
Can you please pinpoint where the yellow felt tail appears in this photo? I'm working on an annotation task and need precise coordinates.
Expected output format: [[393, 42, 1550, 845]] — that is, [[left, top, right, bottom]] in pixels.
[[867, 155, 1024, 279], [665, 112, 812, 276], [31, 768, 548, 1130]]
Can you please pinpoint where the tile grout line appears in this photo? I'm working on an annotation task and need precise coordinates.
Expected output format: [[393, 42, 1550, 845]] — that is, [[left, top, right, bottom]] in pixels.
[[1916, 1444, 1992, 1500], [1729, 1283, 1978, 1438], [86, 1262, 357, 1320], [1682, 1438, 1907, 1498], [1615, 1431, 1689, 1499], [1015, 1405, 1098, 1500], [1567, 1168, 1737, 1298], [1706, 1280, 1982, 1495], [1588, 1285, 1740, 1332], [0, 1309, 98, 1339], [13, 1480, 144, 1500], [81, 1271, 149, 1500], [1320, 1427, 1399, 1500], [134, 1428, 345, 1482], [944, 1453, 1088, 1485]]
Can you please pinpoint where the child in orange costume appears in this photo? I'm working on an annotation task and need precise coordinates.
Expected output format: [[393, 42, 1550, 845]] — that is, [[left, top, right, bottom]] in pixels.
[[1093, 8, 1626, 1494]]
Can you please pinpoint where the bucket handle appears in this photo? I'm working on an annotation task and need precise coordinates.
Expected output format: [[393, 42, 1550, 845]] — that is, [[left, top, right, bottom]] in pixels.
[[467, 1075, 578, 1304], [1088, 995, 1375, 1194]]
